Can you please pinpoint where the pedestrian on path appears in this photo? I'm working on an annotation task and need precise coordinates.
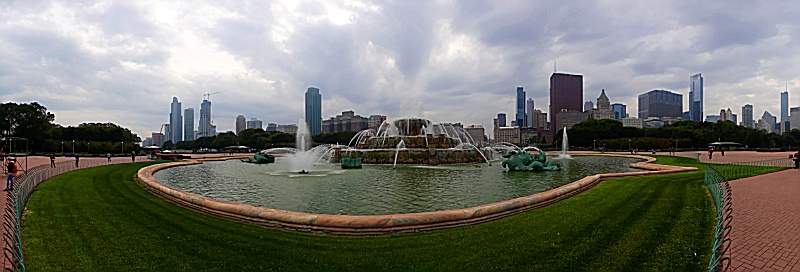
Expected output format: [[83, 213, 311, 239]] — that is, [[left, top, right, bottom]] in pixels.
[[793, 149, 800, 169], [131, 151, 136, 162], [107, 152, 112, 163], [5, 159, 16, 191], [708, 147, 714, 160], [50, 153, 56, 168], [75, 154, 79, 168]]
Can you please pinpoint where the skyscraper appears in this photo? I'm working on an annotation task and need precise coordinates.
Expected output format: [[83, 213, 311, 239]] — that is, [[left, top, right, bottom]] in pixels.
[[780, 89, 789, 123], [184, 108, 194, 141], [305, 87, 322, 135], [638, 90, 683, 119], [611, 103, 627, 119], [525, 98, 534, 128], [689, 73, 703, 122], [549, 73, 583, 129], [246, 118, 263, 130], [235, 115, 246, 135], [742, 104, 754, 128], [515, 87, 525, 128], [169, 97, 182, 143], [497, 113, 507, 127], [198, 99, 212, 138], [583, 101, 594, 111]]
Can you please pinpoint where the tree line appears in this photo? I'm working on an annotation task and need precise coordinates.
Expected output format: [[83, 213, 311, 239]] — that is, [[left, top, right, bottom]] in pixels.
[[555, 119, 800, 150]]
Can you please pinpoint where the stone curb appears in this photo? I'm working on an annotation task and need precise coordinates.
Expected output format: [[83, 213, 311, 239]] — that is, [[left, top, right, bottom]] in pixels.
[[136, 154, 696, 235]]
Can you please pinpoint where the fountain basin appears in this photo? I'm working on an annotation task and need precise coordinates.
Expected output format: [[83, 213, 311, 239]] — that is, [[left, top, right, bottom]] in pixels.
[[139, 154, 697, 235]]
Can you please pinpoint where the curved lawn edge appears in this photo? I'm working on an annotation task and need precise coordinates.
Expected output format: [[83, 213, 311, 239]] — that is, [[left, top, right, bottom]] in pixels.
[[136, 154, 697, 235]]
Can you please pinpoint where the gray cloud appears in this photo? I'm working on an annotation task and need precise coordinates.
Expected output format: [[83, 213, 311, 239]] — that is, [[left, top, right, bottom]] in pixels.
[[1, 0, 800, 139]]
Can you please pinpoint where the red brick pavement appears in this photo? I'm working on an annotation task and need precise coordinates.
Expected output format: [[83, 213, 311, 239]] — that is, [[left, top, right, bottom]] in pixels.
[[730, 169, 800, 271]]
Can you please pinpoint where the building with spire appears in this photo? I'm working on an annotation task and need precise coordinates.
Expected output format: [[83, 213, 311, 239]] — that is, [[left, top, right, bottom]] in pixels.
[[780, 88, 789, 129], [587, 89, 614, 120]]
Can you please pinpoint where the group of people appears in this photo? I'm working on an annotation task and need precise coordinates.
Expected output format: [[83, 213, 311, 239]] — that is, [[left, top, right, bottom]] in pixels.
[[707, 146, 725, 159]]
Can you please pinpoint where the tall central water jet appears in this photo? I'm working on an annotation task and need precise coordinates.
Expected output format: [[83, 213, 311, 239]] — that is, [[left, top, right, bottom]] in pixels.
[[557, 127, 572, 159]]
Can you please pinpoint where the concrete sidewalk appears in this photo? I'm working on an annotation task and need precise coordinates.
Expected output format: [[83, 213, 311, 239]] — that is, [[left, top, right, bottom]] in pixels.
[[729, 168, 800, 271]]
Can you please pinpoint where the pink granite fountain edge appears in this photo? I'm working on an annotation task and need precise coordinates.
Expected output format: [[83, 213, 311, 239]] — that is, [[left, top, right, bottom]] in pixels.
[[135, 154, 696, 235]]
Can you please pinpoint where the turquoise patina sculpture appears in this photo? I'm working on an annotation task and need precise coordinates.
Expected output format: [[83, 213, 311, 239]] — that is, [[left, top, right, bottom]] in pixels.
[[340, 157, 363, 169], [501, 148, 561, 171], [241, 151, 275, 164]]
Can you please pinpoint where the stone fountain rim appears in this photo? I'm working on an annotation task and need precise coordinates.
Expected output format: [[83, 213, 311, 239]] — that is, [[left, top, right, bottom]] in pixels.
[[135, 154, 696, 236]]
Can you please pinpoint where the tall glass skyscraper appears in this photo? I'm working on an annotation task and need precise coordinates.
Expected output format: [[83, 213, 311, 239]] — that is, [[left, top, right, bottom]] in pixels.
[[525, 98, 534, 128], [780, 90, 789, 123], [638, 90, 683, 119], [689, 73, 703, 122], [169, 97, 182, 143], [549, 73, 583, 129], [611, 103, 627, 119], [198, 99, 212, 138], [184, 108, 194, 141], [515, 87, 525, 128], [741, 104, 754, 128], [305, 87, 322, 135]]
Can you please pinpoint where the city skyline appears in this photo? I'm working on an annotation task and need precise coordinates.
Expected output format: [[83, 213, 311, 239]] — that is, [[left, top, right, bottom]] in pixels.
[[2, 1, 800, 138]]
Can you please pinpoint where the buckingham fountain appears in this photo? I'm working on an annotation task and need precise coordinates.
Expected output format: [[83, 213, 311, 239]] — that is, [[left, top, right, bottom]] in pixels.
[[332, 118, 490, 166]]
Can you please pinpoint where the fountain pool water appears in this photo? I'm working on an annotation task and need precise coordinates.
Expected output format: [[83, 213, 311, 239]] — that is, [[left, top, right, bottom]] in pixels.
[[155, 155, 645, 215], [260, 119, 343, 176]]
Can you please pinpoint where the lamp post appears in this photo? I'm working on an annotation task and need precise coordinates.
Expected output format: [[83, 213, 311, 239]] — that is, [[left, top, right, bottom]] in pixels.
[[593, 139, 596, 150], [61, 141, 64, 154], [72, 140, 75, 154], [628, 139, 631, 151], [122, 141, 124, 154]]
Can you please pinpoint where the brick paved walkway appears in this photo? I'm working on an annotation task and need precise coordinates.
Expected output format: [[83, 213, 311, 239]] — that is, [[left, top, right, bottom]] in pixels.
[[729, 168, 800, 271]]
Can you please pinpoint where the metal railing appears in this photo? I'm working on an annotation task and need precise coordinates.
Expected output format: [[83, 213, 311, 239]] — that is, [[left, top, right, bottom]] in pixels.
[[705, 165, 732, 272], [3, 157, 143, 271]]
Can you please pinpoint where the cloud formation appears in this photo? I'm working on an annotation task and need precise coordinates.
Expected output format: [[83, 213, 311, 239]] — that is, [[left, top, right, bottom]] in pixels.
[[2, 0, 800, 139]]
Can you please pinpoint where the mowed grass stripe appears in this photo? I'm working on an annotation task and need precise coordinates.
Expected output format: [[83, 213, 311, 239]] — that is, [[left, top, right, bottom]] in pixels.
[[23, 157, 746, 270]]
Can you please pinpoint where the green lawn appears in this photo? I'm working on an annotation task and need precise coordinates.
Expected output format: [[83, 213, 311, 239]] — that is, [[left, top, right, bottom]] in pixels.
[[21, 157, 772, 270]]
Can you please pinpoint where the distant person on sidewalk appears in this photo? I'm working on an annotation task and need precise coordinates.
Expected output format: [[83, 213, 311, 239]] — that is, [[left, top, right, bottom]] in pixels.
[[793, 149, 800, 169], [50, 154, 56, 168], [721, 147, 725, 156], [131, 151, 136, 162], [708, 147, 714, 160], [5, 159, 16, 191], [107, 152, 112, 163], [75, 154, 79, 168]]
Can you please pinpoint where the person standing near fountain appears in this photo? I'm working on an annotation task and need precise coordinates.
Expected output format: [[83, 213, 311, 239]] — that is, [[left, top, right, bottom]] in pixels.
[[708, 146, 713, 160]]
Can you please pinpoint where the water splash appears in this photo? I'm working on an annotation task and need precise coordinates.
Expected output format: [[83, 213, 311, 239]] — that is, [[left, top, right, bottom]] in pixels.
[[393, 140, 406, 169], [557, 127, 572, 159]]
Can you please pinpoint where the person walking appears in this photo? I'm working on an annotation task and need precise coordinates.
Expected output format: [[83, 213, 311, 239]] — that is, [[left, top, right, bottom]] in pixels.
[[5, 159, 17, 191], [50, 153, 56, 168], [131, 151, 136, 162], [107, 152, 112, 163], [708, 147, 714, 160], [75, 154, 80, 168], [793, 149, 800, 169]]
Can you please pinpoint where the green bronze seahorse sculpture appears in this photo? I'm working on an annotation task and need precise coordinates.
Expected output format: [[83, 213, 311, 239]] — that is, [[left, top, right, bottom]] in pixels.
[[501, 148, 561, 171]]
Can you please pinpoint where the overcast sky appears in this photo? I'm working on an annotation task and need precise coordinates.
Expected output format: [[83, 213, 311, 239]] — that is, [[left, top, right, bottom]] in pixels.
[[2, 1, 800, 139]]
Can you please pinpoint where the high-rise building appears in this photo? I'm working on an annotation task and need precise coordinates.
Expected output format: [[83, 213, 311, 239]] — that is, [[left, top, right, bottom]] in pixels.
[[235, 115, 246, 134], [267, 123, 277, 131], [246, 118, 263, 130], [588, 89, 614, 120], [169, 97, 182, 143], [741, 104, 754, 128], [720, 108, 734, 123], [497, 113, 507, 127], [198, 99, 212, 138], [277, 124, 298, 134], [534, 110, 547, 130], [516, 87, 525, 128], [611, 103, 627, 119], [184, 108, 194, 141], [689, 73, 704, 122], [761, 111, 777, 133], [305, 87, 322, 134], [597, 90, 610, 110], [790, 107, 800, 131], [549, 73, 583, 129], [781, 89, 789, 123], [638, 90, 683, 119], [583, 101, 594, 111], [164, 124, 170, 144], [525, 98, 534, 128], [464, 125, 485, 147], [322, 110, 369, 133], [705, 115, 720, 123], [368, 115, 387, 131]]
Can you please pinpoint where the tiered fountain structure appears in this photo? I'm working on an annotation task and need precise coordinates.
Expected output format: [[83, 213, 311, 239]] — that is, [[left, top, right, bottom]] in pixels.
[[333, 118, 489, 165]]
